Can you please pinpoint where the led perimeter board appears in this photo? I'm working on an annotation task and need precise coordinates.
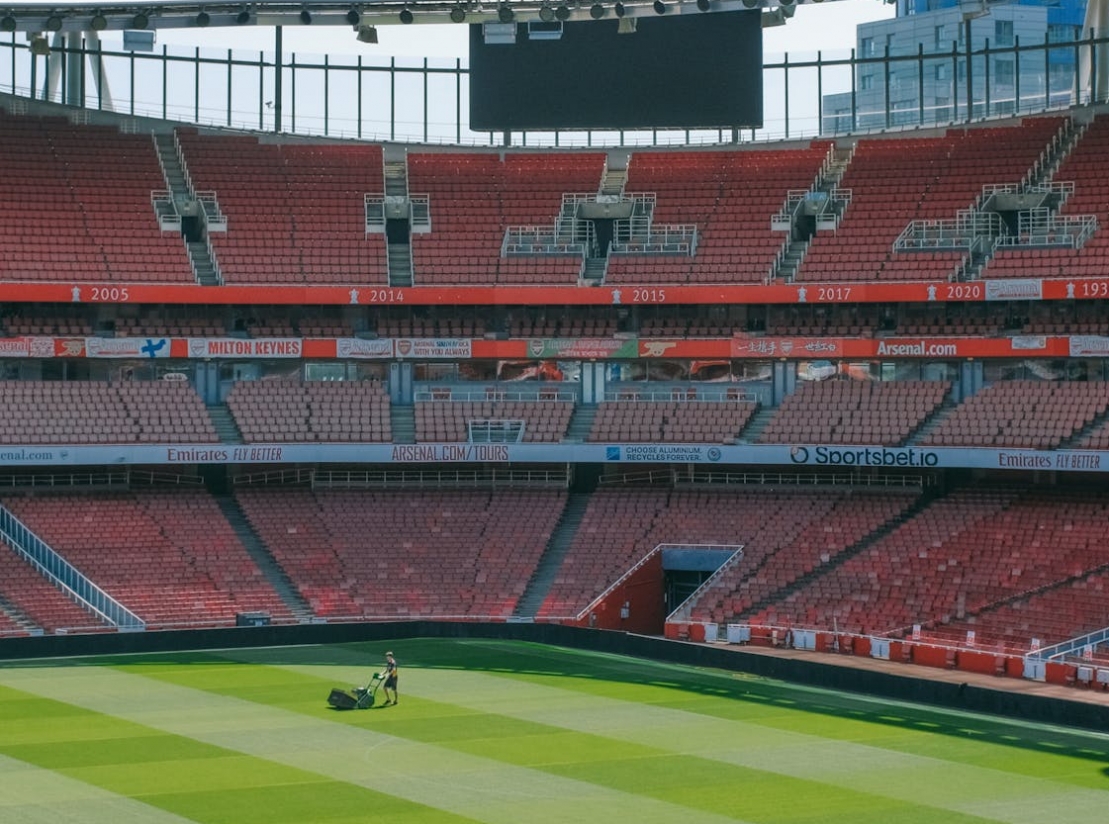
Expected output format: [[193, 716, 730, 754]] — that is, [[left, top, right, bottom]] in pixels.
[[469, 11, 763, 131]]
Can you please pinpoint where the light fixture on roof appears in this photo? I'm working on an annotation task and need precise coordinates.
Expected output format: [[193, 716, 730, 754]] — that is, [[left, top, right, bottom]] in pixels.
[[555, 3, 571, 20], [399, 7, 414, 23], [450, 5, 466, 21], [299, 8, 312, 24], [538, 4, 555, 21], [346, 7, 361, 24], [498, 4, 514, 23], [131, 12, 149, 29], [236, 7, 251, 24], [0, 15, 14, 32], [653, 0, 666, 13], [196, 10, 210, 26], [614, 1, 625, 15], [696, 0, 710, 9], [45, 13, 64, 31], [741, 0, 758, 7], [590, 3, 606, 18], [90, 10, 108, 30], [356, 23, 378, 42]]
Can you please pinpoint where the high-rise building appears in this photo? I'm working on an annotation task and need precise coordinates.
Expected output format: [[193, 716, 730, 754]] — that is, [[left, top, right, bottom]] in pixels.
[[823, 0, 1086, 134]]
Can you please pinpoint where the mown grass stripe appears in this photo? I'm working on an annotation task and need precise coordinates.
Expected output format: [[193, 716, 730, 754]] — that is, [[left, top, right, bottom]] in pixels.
[[0, 753, 203, 824], [0, 684, 481, 824], [219, 642, 1109, 824], [0, 664, 756, 824]]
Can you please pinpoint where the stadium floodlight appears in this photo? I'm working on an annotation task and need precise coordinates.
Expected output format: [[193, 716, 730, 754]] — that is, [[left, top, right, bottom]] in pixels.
[[131, 12, 149, 29], [653, 0, 666, 13], [299, 8, 312, 24], [539, 5, 555, 21], [498, 4, 514, 22], [555, 4, 571, 20], [0, 15, 14, 32], [450, 5, 466, 22], [89, 11, 108, 30], [741, 0, 758, 7], [696, 0, 710, 9], [45, 14, 64, 31], [399, 7, 414, 23], [346, 8, 360, 24], [196, 10, 210, 27], [236, 7, 251, 24], [614, 1, 625, 15], [590, 3, 606, 18]]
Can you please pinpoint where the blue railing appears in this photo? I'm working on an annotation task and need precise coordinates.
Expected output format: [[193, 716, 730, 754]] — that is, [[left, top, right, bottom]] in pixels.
[[0, 506, 146, 631]]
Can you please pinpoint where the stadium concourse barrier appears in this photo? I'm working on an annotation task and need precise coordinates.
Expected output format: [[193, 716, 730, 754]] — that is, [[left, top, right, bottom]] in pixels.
[[1, 619, 1107, 732], [665, 621, 1103, 690]]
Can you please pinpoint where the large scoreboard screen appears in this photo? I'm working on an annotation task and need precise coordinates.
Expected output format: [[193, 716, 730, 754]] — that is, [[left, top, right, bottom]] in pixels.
[[469, 11, 763, 131]]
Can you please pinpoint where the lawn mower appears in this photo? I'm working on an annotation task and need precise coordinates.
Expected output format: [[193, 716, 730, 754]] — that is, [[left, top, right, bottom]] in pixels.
[[327, 671, 383, 710]]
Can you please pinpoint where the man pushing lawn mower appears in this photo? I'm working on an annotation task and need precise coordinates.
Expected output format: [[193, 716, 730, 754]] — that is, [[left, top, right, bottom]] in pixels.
[[325, 651, 398, 710], [380, 651, 398, 706]]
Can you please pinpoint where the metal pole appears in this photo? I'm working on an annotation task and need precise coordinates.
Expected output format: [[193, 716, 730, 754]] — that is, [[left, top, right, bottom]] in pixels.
[[274, 26, 283, 133]]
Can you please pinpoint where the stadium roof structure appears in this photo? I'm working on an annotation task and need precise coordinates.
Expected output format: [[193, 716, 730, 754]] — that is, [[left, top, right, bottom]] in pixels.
[[0, 0, 843, 34]]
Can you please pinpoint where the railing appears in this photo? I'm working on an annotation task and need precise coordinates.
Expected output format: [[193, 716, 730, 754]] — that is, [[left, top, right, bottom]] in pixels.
[[665, 543, 745, 623], [195, 191, 227, 232], [467, 418, 525, 443], [678, 470, 928, 488], [232, 467, 315, 487], [0, 470, 201, 489], [310, 467, 570, 489], [502, 225, 588, 256], [894, 210, 1004, 252], [0, 506, 145, 631], [1026, 626, 1109, 662], [150, 188, 181, 231], [610, 223, 698, 255], [603, 388, 757, 403], [414, 387, 577, 402]]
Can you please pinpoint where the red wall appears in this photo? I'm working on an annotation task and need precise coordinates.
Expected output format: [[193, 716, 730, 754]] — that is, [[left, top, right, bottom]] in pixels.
[[585, 553, 665, 634]]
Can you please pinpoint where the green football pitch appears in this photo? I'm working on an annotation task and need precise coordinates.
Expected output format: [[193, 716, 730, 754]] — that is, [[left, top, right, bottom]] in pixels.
[[1, 638, 1107, 824]]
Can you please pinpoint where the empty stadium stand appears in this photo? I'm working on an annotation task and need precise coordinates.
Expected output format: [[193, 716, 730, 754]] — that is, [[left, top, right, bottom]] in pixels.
[[0, 381, 218, 445], [415, 399, 573, 443], [758, 379, 950, 446], [919, 380, 1109, 449], [175, 130, 388, 284], [226, 381, 391, 443], [587, 398, 758, 443], [606, 144, 833, 285], [1, 490, 291, 627], [0, 113, 194, 283], [234, 488, 566, 618]]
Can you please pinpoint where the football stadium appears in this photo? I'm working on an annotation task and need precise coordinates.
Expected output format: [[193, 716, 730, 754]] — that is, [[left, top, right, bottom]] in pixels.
[[1, 1, 1109, 820]]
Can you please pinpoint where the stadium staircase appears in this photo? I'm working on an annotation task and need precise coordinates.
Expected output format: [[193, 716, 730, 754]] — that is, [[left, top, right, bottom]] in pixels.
[[207, 404, 244, 444], [733, 488, 937, 623], [737, 407, 776, 443], [513, 492, 591, 619], [153, 132, 221, 285], [563, 405, 598, 441], [1055, 408, 1109, 450], [772, 146, 852, 283], [905, 398, 959, 446], [0, 592, 38, 635], [924, 556, 1109, 640], [390, 406, 416, 444], [383, 159, 414, 287], [213, 495, 313, 622]]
